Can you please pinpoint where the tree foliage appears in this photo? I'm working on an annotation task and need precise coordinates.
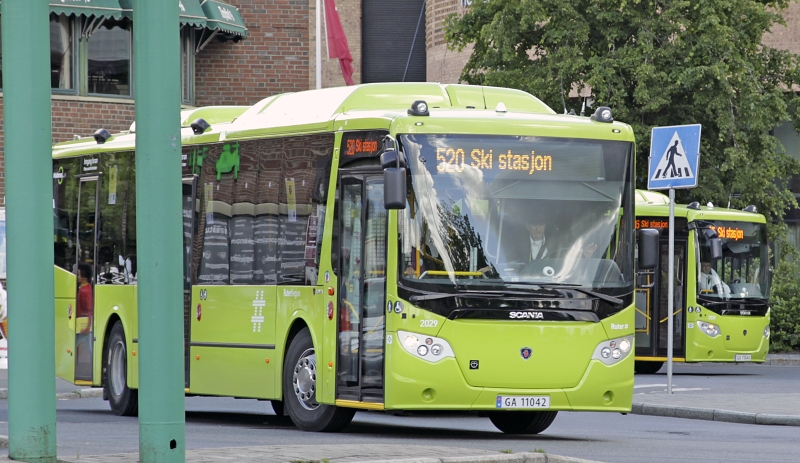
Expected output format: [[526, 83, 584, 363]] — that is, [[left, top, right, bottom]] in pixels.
[[768, 247, 800, 351], [445, 0, 800, 240]]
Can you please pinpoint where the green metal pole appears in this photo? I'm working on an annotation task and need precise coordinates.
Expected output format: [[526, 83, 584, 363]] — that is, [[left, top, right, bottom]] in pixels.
[[1, 0, 57, 461], [133, 1, 185, 461]]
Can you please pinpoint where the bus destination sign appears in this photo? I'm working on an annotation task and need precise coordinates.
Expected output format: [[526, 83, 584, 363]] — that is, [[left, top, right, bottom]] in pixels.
[[436, 148, 553, 175], [342, 131, 386, 158]]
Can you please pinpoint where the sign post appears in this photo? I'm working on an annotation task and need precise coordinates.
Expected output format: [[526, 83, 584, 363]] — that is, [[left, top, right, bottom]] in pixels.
[[647, 124, 701, 394]]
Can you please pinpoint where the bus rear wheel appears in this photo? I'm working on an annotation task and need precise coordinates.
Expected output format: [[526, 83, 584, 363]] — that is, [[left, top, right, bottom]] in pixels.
[[104, 321, 138, 416], [489, 411, 558, 434], [634, 361, 664, 374], [283, 328, 354, 432]]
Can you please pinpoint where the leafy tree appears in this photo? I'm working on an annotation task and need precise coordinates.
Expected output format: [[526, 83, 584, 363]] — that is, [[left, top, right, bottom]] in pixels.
[[445, 0, 800, 350], [768, 247, 800, 351], [445, 0, 800, 240]]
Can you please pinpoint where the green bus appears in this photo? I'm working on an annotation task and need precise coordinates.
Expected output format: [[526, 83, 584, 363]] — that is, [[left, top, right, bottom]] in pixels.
[[633, 190, 771, 374], [53, 83, 652, 434]]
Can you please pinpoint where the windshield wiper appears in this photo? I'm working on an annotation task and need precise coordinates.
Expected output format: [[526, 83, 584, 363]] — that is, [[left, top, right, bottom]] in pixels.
[[408, 289, 556, 302], [505, 282, 624, 306], [697, 298, 766, 307]]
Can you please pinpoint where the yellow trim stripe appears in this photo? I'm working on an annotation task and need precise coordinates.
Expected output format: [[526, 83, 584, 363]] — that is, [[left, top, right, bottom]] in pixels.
[[74, 380, 94, 386], [335, 399, 385, 410], [636, 356, 686, 362]]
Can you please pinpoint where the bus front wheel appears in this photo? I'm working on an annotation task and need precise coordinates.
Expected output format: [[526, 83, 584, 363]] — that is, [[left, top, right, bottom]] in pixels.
[[489, 411, 558, 434], [634, 361, 664, 375], [104, 321, 138, 416], [283, 328, 354, 432]]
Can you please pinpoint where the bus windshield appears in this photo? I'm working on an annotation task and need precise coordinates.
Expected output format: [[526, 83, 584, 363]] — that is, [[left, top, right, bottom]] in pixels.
[[398, 134, 634, 299], [696, 220, 770, 301]]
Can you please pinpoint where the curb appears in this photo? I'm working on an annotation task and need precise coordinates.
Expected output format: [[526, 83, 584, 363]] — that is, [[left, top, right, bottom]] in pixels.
[[0, 446, 604, 463], [765, 356, 800, 366], [359, 455, 604, 463], [631, 402, 800, 426], [0, 388, 102, 400]]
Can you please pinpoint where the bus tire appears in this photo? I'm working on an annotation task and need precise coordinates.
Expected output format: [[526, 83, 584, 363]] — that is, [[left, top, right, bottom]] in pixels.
[[634, 361, 664, 374], [489, 411, 558, 434], [104, 321, 138, 416], [283, 328, 355, 432]]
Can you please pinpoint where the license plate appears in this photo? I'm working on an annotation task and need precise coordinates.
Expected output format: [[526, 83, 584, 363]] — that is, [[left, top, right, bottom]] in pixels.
[[734, 354, 752, 362], [496, 396, 550, 409]]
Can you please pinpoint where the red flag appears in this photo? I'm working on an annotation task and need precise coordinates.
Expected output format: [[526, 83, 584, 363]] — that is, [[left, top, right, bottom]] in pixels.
[[324, 0, 355, 85]]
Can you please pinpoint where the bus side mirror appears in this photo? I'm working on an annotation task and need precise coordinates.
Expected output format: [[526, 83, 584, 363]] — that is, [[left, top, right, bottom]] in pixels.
[[709, 237, 722, 261], [638, 228, 659, 270], [384, 167, 407, 209]]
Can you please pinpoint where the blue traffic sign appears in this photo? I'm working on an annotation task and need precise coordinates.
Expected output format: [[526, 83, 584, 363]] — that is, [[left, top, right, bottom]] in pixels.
[[648, 124, 701, 190]]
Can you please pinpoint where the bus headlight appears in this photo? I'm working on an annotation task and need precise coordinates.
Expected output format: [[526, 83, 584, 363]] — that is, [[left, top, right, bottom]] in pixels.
[[398, 330, 454, 363], [764, 325, 770, 338], [697, 321, 720, 337], [592, 335, 633, 365]]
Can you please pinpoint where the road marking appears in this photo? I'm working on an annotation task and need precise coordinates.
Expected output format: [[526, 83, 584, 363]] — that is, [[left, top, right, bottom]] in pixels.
[[634, 384, 669, 389]]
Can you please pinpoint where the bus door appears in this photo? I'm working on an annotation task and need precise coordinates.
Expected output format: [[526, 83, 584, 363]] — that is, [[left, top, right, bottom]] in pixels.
[[336, 173, 386, 403], [636, 239, 687, 359], [182, 176, 198, 387], [75, 175, 99, 382]]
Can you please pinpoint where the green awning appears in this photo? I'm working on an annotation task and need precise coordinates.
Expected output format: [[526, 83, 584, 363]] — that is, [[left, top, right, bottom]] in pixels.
[[52, 0, 128, 20], [200, 0, 247, 38], [116, 1, 207, 27], [43, 0, 128, 21], [179, 0, 207, 28], [110, 1, 208, 28]]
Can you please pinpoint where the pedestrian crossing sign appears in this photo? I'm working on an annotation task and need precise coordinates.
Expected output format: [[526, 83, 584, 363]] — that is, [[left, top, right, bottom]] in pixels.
[[648, 124, 701, 190]]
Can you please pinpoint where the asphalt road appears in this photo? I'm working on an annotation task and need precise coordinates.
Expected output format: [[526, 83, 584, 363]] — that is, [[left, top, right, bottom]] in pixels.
[[0, 363, 797, 463]]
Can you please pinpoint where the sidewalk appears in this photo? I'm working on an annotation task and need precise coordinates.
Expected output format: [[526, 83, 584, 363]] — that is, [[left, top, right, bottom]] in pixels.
[[631, 353, 800, 426], [0, 444, 603, 463]]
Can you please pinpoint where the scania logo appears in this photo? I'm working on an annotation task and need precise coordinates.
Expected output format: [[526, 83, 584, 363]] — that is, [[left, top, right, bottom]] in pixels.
[[509, 311, 544, 319], [520, 347, 533, 360]]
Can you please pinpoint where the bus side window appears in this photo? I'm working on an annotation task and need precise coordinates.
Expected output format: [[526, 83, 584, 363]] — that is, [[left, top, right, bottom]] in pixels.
[[197, 143, 232, 285], [54, 158, 80, 272]]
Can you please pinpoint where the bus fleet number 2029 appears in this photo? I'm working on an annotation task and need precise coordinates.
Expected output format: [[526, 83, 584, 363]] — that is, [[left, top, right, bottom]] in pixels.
[[496, 396, 551, 409]]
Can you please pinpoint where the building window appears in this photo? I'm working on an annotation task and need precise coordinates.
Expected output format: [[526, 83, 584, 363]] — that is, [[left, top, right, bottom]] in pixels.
[[181, 27, 195, 105], [87, 21, 132, 96], [51, 15, 76, 91], [0, 14, 214, 105]]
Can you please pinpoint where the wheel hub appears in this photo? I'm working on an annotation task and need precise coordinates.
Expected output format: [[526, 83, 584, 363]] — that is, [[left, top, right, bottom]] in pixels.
[[109, 340, 126, 397], [293, 348, 319, 410]]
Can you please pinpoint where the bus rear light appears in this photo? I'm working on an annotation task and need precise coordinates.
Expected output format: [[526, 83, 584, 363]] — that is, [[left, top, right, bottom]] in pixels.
[[592, 335, 633, 365], [398, 330, 454, 363], [327, 302, 334, 320]]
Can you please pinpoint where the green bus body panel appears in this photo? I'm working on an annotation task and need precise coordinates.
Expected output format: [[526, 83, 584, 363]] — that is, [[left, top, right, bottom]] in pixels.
[[635, 189, 769, 363], [383, 311, 634, 412], [54, 267, 76, 382], [685, 312, 769, 361], [439, 320, 605, 389], [274, 287, 327, 400], [190, 286, 277, 398], [93, 285, 138, 386], [189, 346, 274, 398]]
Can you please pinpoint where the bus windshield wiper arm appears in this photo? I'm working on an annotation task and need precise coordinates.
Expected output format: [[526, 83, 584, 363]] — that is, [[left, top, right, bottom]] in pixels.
[[697, 298, 766, 307], [408, 289, 551, 302], [507, 283, 624, 306]]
